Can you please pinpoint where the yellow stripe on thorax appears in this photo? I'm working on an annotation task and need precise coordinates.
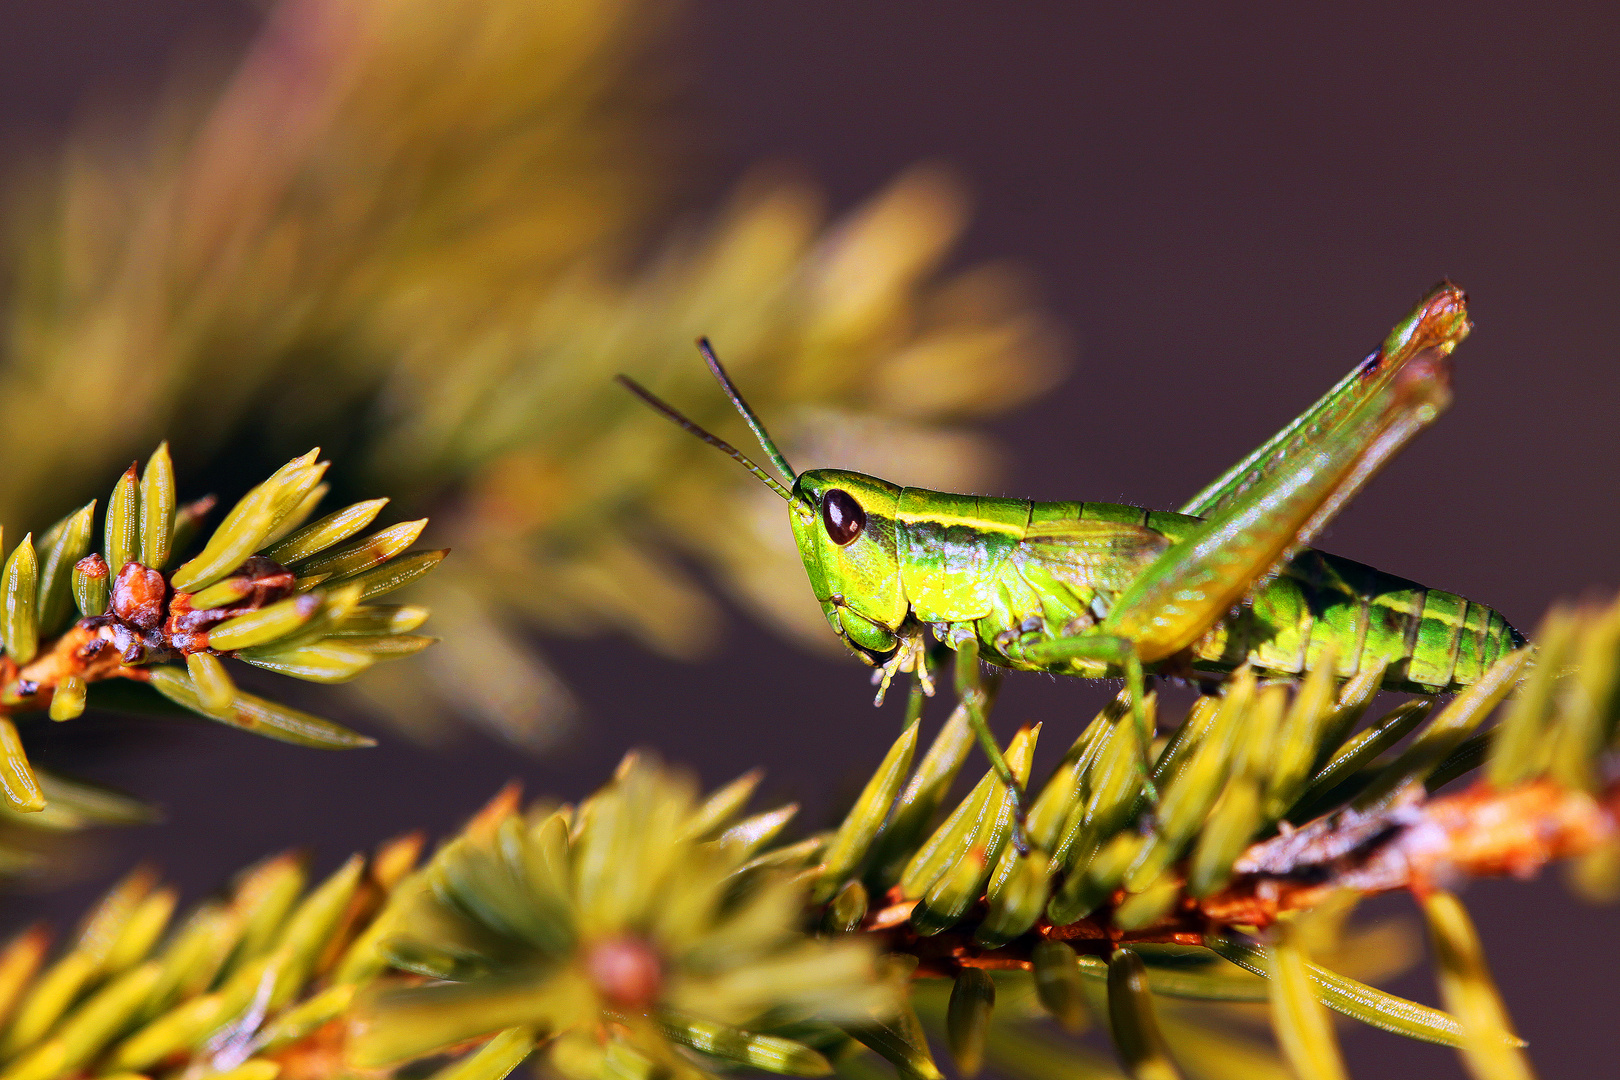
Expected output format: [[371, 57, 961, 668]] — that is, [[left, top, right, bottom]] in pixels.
[[895, 489, 1030, 623]]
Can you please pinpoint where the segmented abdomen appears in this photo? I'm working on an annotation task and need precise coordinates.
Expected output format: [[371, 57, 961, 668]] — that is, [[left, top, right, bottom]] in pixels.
[[1191, 549, 1525, 692]]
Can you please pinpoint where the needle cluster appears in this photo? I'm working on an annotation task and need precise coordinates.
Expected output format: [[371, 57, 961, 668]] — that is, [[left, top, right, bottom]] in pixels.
[[0, 590, 1614, 1080], [0, 448, 443, 828]]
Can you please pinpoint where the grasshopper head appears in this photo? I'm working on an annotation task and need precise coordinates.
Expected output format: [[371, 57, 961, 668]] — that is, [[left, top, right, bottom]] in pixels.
[[618, 339, 908, 666], [789, 469, 907, 665]]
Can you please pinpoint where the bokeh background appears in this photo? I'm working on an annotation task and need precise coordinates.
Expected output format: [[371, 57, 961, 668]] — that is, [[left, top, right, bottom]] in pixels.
[[2, 2, 1618, 1077]]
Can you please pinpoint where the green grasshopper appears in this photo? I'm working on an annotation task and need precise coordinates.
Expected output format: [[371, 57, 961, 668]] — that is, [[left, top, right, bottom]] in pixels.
[[620, 283, 1523, 841]]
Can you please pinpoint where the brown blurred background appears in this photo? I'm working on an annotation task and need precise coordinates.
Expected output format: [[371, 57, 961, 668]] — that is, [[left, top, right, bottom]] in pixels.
[[3, 2, 1618, 1076]]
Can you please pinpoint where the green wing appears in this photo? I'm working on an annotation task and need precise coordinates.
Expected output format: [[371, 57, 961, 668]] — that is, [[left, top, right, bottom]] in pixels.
[[1016, 519, 1170, 595]]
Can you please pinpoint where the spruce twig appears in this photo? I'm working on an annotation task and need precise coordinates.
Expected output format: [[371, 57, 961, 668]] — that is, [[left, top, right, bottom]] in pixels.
[[1, 586, 1614, 1080], [0, 448, 443, 814]]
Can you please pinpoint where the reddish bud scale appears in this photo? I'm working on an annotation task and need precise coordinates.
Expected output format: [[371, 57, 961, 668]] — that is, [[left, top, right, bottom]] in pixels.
[[225, 556, 297, 608], [111, 563, 168, 630], [166, 556, 298, 654], [584, 935, 663, 1009]]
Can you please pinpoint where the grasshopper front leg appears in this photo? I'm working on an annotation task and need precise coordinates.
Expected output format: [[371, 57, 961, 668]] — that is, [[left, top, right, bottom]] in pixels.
[[952, 636, 1037, 854]]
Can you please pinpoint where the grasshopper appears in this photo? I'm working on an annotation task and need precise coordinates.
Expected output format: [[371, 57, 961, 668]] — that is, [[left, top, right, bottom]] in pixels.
[[620, 283, 1524, 843]]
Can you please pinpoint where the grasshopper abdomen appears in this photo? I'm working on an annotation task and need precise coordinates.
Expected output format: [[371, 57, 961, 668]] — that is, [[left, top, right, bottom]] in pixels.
[[898, 497, 1523, 694]]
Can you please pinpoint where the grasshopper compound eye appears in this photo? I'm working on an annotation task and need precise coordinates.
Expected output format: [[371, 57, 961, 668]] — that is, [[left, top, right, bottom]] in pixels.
[[821, 489, 865, 545]]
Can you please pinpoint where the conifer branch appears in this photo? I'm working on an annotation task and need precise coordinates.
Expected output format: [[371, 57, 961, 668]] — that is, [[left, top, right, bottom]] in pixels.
[[0, 447, 443, 815], [0, 580, 1612, 1080]]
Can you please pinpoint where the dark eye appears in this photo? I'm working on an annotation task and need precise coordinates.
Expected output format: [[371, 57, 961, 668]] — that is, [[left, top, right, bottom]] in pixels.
[[821, 489, 865, 545]]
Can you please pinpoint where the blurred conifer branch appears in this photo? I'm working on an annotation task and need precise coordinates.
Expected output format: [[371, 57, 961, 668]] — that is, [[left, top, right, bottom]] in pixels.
[[365, 167, 1064, 750], [0, 0, 1066, 750], [0, 446, 443, 821], [1, 0, 673, 520], [0, 589, 1614, 1079], [0, 775, 152, 889]]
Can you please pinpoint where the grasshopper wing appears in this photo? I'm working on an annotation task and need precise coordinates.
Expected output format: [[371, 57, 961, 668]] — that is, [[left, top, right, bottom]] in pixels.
[[1016, 519, 1170, 596]]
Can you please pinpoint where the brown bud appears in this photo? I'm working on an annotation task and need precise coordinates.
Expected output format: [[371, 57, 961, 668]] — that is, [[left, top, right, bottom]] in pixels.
[[584, 935, 663, 1009], [74, 553, 108, 580], [111, 562, 168, 630], [232, 555, 297, 608]]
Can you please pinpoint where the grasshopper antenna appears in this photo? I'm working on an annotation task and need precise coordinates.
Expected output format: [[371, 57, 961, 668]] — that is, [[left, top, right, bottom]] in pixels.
[[695, 338, 798, 485], [617, 373, 793, 501]]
